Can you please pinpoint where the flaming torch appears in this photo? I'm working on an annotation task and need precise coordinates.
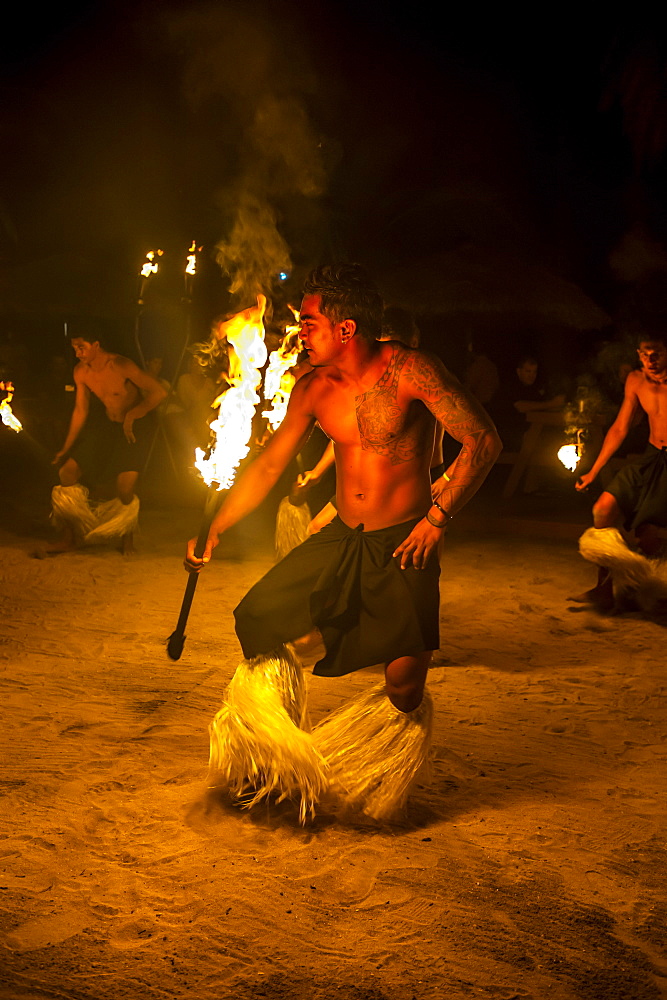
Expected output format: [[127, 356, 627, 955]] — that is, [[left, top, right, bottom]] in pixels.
[[183, 241, 201, 307], [167, 295, 268, 660], [138, 249, 164, 303], [135, 249, 164, 369], [558, 441, 581, 472], [0, 382, 22, 433], [261, 311, 313, 558], [185, 241, 198, 280], [557, 387, 592, 475], [261, 311, 302, 432], [174, 242, 201, 389]]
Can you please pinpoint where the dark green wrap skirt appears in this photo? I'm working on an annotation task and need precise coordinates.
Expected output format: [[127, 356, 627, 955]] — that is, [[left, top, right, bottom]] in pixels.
[[234, 515, 441, 677], [607, 444, 667, 531], [69, 406, 155, 484]]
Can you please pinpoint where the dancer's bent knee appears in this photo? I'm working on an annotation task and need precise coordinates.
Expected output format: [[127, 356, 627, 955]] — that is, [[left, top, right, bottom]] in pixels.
[[592, 491, 621, 528], [58, 458, 81, 487], [384, 652, 431, 713]]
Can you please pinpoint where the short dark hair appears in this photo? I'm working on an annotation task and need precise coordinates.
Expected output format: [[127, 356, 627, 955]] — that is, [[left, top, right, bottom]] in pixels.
[[66, 318, 104, 346], [303, 263, 383, 342], [636, 327, 667, 349]]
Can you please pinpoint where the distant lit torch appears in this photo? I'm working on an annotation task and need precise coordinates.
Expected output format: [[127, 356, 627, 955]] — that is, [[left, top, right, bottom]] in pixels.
[[184, 241, 201, 302], [185, 241, 198, 278], [0, 382, 22, 433], [138, 249, 164, 304], [167, 295, 268, 660]]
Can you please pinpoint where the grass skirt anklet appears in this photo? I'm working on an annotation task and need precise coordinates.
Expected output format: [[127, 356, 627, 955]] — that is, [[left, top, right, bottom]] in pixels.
[[313, 684, 433, 822], [51, 485, 139, 544], [274, 496, 311, 560], [579, 526, 667, 611], [208, 645, 327, 824]]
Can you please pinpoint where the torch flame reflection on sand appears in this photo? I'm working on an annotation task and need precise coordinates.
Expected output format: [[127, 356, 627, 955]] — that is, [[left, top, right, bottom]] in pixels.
[[195, 296, 268, 490], [0, 382, 22, 433], [262, 310, 302, 432]]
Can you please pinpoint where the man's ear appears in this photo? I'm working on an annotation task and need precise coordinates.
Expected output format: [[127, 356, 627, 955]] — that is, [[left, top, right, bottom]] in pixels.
[[339, 319, 357, 343]]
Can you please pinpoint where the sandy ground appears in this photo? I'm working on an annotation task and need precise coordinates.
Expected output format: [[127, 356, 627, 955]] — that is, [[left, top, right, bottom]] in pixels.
[[1, 489, 666, 1000]]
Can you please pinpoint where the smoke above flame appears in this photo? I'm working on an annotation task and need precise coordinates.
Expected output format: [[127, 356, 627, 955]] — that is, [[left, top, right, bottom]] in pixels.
[[216, 92, 327, 303], [164, 4, 328, 304]]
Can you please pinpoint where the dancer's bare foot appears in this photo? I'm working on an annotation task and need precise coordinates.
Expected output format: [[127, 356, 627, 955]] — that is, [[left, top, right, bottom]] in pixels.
[[30, 543, 76, 558], [121, 532, 136, 556], [31, 529, 77, 558], [568, 569, 614, 611]]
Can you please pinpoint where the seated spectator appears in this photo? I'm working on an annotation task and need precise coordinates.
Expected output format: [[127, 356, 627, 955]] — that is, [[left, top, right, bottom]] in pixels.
[[491, 354, 565, 452], [464, 336, 500, 408]]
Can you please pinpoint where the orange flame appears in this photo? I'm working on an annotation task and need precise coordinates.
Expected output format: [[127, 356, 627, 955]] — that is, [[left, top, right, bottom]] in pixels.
[[195, 296, 268, 490], [558, 444, 580, 471], [0, 382, 22, 433], [262, 309, 302, 431], [140, 249, 164, 279], [185, 241, 199, 277]]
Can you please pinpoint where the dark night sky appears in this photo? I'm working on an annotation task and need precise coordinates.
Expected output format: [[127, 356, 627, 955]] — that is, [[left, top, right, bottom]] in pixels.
[[1, 2, 666, 359]]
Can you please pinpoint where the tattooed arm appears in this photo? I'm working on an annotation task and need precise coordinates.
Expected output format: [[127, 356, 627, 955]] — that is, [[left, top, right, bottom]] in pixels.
[[405, 349, 500, 509], [393, 350, 501, 569]]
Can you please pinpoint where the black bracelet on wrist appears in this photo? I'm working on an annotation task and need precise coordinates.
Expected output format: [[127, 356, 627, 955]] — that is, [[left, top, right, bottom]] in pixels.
[[426, 511, 448, 529], [432, 499, 452, 520]]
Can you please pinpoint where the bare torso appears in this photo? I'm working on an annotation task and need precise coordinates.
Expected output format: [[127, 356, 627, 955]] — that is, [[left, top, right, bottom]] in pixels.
[[192, 318, 500, 569], [632, 370, 667, 448], [77, 355, 142, 423], [303, 343, 436, 530]]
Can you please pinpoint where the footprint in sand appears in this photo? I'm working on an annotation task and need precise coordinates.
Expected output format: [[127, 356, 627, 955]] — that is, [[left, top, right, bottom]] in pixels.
[[293, 847, 386, 906], [108, 918, 159, 950], [88, 779, 125, 794], [59, 722, 99, 737], [5, 908, 90, 952]]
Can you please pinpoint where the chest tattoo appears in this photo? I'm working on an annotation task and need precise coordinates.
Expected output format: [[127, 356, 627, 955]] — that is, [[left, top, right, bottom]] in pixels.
[[355, 350, 427, 463]]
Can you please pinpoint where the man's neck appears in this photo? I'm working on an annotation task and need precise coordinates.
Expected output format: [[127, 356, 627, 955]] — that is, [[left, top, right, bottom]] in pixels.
[[87, 348, 110, 372], [332, 338, 384, 386], [644, 368, 667, 386]]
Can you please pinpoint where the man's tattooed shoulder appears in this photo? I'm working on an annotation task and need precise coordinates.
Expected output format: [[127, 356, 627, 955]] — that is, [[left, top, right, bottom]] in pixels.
[[354, 347, 428, 463]]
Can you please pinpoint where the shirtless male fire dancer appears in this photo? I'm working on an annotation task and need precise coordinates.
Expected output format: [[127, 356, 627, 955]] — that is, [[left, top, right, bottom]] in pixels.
[[49, 329, 166, 553], [573, 328, 667, 609], [186, 263, 501, 819]]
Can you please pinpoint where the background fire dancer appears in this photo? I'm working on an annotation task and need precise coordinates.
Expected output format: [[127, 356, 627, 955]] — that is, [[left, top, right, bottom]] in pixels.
[[572, 327, 667, 610], [186, 263, 501, 821], [46, 323, 167, 554]]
